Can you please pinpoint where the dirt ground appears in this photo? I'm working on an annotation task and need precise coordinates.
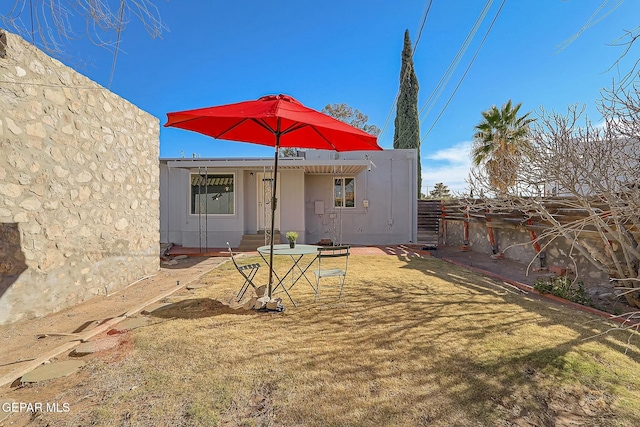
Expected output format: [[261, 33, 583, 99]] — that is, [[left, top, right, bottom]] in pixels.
[[0, 247, 637, 426], [0, 256, 228, 382]]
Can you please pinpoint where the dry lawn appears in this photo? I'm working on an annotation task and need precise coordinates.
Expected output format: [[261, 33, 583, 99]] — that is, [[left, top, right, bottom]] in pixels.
[[6, 253, 640, 426]]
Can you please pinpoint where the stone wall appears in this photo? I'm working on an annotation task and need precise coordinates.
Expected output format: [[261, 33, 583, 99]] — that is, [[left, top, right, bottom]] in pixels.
[[0, 30, 159, 325], [443, 219, 609, 284]]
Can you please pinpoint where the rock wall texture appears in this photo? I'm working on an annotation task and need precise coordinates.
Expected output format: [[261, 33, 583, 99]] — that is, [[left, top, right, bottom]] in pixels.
[[444, 220, 609, 284], [0, 30, 159, 325]]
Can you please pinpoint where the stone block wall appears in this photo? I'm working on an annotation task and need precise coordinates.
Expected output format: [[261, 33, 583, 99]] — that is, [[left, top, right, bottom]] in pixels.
[[0, 30, 159, 325], [444, 220, 609, 284]]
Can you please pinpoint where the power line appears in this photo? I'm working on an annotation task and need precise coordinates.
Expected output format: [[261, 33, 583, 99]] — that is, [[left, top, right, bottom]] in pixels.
[[378, 0, 433, 143], [388, 0, 494, 148], [556, 0, 625, 53], [421, 0, 507, 142], [418, 0, 493, 125]]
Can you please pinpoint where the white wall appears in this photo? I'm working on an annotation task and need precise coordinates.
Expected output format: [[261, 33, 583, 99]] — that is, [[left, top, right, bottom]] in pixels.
[[161, 165, 246, 248], [280, 169, 306, 243], [160, 149, 418, 248], [303, 150, 417, 245]]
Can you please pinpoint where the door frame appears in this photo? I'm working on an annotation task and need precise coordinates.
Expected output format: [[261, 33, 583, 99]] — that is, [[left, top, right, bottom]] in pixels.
[[257, 172, 281, 231]]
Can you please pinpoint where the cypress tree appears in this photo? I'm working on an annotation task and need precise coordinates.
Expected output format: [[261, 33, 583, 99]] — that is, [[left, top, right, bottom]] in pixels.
[[393, 29, 421, 197]]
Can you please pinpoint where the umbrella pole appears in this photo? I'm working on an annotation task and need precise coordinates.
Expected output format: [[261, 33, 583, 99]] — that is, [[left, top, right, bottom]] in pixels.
[[267, 126, 281, 299]]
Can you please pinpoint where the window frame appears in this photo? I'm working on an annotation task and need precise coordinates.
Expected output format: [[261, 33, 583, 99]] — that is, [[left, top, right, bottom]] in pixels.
[[333, 176, 356, 208], [189, 172, 236, 216]]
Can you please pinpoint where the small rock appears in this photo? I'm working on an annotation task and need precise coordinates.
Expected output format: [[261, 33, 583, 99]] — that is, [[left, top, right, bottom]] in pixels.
[[174, 255, 189, 260], [255, 285, 267, 297], [266, 301, 280, 310], [243, 298, 257, 310], [254, 297, 268, 310]]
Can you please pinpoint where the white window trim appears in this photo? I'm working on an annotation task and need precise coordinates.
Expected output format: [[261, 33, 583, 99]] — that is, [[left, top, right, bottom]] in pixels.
[[334, 176, 356, 209], [189, 172, 236, 216]]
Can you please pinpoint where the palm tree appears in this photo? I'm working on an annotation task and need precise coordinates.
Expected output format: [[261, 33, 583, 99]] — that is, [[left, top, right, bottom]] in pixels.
[[472, 100, 534, 192]]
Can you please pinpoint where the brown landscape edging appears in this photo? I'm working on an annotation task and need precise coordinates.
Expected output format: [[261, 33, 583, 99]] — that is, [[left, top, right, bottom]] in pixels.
[[439, 256, 639, 327]]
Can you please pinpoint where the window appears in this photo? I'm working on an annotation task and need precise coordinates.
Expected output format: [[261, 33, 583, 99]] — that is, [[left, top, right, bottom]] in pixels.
[[190, 173, 234, 215], [334, 177, 355, 208]]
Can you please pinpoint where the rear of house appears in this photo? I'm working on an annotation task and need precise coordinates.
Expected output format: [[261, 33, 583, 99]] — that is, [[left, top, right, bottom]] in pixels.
[[160, 149, 418, 250]]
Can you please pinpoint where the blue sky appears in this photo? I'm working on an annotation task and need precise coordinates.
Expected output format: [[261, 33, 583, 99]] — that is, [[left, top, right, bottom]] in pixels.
[[2, 0, 639, 194]]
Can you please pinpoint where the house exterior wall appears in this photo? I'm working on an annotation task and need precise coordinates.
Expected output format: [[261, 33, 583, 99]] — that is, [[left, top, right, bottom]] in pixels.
[[280, 169, 306, 243], [303, 150, 417, 245], [0, 30, 159, 325], [160, 149, 417, 248], [243, 170, 258, 235], [161, 165, 246, 248], [161, 165, 307, 247]]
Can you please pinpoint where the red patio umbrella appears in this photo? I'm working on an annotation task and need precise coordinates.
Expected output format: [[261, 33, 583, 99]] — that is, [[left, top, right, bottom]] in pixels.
[[165, 94, 382, 299]]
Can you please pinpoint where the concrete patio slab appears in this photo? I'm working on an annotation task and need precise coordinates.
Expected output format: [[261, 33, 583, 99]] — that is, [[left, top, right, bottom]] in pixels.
[[21, 360, 85, 383], [1, 399, 15, 422], [72, 336, 120, 356]]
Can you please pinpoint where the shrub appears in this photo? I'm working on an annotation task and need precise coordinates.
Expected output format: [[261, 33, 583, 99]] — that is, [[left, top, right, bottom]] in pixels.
[[533, 276, 593, 307]]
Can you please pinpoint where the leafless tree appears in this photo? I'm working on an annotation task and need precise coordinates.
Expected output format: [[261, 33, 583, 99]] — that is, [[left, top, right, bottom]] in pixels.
[[1, 0, 166, 83], [469, 86, 640, 309]]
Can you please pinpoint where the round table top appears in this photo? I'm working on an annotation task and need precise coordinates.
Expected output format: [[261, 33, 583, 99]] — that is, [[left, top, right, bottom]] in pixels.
[[257, 244, 320, 255]]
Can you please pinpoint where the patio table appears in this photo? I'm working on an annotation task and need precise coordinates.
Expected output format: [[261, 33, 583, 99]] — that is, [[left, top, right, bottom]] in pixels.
[[257, 244, 320, 306]]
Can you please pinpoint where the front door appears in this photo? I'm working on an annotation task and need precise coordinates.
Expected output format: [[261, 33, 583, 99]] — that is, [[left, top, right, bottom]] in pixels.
[[257, 172, 280, 232]]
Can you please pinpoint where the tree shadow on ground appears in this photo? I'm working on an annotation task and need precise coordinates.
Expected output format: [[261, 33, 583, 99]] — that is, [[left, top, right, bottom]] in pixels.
[[161, 256, 223, 271], [394, 254, 640, 363], [146, 298, 256, 319], [218, 254, 640, 425]]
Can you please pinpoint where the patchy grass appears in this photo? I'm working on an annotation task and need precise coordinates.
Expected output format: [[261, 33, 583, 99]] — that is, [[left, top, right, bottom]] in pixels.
[[15, 254, 640, 426]]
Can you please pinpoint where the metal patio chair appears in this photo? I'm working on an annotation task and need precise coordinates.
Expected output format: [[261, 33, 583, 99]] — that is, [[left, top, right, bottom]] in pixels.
[[227, 243, 260, 300], [313, 245, 350, 303]]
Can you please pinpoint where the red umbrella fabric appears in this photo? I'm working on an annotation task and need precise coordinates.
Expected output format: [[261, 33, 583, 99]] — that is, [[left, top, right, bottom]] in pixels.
[[165, 94, 382, 300], [165, 94, 382, 152]]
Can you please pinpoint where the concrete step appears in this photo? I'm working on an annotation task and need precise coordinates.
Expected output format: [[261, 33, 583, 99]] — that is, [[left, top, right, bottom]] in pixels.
[[237, 232, 282, 251]]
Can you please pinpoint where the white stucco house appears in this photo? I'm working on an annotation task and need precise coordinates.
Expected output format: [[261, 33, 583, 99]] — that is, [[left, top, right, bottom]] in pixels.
[[160, 149, 418, 250]]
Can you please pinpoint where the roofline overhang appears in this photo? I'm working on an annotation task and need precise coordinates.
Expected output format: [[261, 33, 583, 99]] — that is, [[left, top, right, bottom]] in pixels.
[[163, 157, 370, 174]]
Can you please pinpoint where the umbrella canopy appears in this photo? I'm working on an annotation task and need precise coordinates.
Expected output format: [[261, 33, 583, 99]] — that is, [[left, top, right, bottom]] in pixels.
[[165, 94, 382, 299], [165, 94, 381, 152]]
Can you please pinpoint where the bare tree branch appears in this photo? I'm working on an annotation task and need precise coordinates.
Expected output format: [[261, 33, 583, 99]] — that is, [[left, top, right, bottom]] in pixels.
[[468, 84, 640, 308], [1, 0, 166, 60]]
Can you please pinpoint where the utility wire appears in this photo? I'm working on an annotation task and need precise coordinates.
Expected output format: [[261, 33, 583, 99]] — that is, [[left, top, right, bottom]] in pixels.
[[388, 0, 493, 147], [379, 0, 433, 143], [556, 0, 624, 53], [418, 0, 493, 125], [421, 0, 506, 142]]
